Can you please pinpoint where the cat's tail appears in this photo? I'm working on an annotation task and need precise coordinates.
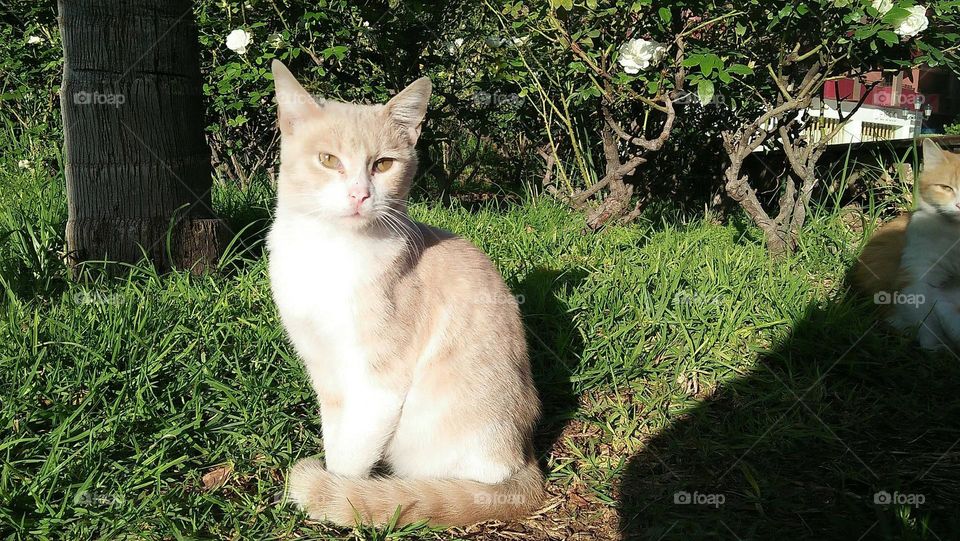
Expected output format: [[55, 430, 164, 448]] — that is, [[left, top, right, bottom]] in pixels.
[[286, 458, 545, 527], [853, 214, 911, 300]]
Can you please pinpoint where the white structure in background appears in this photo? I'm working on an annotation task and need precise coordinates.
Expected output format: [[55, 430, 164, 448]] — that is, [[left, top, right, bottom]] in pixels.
[[802, 98, 923, 146]]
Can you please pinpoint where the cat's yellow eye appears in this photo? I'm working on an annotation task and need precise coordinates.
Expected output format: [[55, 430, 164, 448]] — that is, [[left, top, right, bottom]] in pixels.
[[373, 158, 395, 174], [319, 153, 342, 170]]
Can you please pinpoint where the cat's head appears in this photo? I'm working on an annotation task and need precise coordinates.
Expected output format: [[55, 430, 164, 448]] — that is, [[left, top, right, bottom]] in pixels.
[[271, 60, 431, 227], [918, 139, 960, 219]]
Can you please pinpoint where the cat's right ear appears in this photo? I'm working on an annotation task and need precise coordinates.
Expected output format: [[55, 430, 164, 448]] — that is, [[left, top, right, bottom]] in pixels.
[[923, 138, 949, 169], [272, 60, 323, 135]]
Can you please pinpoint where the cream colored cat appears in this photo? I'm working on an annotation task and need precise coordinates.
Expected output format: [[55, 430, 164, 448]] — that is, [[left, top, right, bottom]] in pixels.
[[266, 60, 544, 526], [856, 139, 960, 350]]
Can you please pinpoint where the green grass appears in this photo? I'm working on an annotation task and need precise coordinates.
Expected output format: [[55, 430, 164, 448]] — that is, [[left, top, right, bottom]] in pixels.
[[2, 124, 960, 540]]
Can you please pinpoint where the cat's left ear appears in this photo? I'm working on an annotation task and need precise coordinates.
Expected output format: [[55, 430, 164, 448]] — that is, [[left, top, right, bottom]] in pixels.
[[923, 138, 949, 169], [385, 77, 432, 144]]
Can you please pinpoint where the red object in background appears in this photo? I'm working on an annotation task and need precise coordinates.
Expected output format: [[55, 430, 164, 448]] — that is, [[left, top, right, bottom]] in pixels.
[[823, 79, 856, 101], [822, 76, 941, 114]]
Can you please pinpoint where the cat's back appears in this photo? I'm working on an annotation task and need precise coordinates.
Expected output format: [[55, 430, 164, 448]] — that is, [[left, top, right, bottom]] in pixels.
[[412, 222, 514, 297], [854, 213, 910, 296]]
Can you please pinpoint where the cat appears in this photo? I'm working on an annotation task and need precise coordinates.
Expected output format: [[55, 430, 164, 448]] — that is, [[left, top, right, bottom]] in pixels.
[[855, 139, 960, 351], [265, 60, 545, 527]]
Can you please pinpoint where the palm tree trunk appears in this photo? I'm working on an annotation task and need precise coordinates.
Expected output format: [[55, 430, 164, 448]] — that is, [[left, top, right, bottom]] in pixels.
[[58, 0, 225, 273]]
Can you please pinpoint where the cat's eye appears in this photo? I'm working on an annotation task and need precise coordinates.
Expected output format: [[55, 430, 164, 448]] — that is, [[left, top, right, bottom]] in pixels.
[[936, 184, 955, 192], [319, 153, 342, 170], [373, 158, 395, 173]]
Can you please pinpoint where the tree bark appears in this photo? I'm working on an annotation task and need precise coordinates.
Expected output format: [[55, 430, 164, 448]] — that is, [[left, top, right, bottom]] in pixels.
[[59, 0, 225, 273]]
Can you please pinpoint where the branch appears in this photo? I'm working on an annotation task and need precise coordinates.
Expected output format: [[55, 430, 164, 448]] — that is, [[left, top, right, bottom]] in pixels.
[[602, 96, 676, 152]]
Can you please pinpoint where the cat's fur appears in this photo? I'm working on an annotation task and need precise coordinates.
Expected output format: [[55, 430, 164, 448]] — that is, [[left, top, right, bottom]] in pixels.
[[266, 60, 544, 526], [855, 139, 960, 350]]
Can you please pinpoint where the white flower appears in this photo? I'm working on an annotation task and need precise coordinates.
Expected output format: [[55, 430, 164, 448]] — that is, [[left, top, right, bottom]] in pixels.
[[27, 35, 42, 45], [362, 20, 370, 27], [896, 5, 929, 37], [618, 38, 667, 74], [871, 0, 894, 15], [226, 29, 252, 54], [17, 159, 32, 170]]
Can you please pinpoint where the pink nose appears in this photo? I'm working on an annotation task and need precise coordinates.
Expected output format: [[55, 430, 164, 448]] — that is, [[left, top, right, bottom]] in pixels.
[[348, 185, 370, 208]]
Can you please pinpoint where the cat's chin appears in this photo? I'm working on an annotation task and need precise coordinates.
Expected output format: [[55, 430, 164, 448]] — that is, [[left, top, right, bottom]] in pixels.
[[934, 208, 960, 223]]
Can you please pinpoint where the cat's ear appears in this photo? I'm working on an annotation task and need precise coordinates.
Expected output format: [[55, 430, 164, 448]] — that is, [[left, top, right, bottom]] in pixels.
[[385, 77, 432, 144], [923, 138, 949, 169], [272, 60, 323, 135]]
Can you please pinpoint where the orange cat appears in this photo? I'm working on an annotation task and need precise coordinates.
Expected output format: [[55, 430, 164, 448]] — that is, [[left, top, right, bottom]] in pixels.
[[267, 60, 544, 527], [855, 140, 960, 350]]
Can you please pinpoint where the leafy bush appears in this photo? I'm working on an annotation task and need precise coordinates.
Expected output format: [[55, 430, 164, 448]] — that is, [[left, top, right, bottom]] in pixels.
[[3, 0, 960, 255]]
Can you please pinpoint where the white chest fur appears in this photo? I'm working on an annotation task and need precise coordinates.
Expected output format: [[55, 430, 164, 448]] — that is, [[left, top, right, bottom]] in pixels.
[[267, 216, 403, 365], [903, 212, 960, 286]]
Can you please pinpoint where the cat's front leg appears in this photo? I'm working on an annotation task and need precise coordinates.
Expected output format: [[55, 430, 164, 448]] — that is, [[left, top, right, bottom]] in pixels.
[[322, 386, 404, 478]]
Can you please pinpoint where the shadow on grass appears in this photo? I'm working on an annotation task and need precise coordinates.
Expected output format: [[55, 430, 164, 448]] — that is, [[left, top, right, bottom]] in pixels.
[[618, 282, 960, 540], [515, 268, 587, 470]]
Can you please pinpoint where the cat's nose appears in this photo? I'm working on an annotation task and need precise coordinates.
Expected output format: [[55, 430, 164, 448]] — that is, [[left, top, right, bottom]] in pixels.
[[348, 185, 371, 208]]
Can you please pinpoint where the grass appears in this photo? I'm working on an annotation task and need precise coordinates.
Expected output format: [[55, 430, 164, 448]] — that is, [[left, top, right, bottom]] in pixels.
[[2, 123, 960, 540]]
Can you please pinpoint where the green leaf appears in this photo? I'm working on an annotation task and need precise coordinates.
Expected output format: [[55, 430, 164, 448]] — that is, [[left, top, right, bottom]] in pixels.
[[877, 30, 899, 45], [659, 7, 672, 23], [697, 79, 715, 106]]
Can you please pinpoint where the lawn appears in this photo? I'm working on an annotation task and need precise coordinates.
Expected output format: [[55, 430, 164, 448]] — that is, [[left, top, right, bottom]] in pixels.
[[3, 126, 960, 540]]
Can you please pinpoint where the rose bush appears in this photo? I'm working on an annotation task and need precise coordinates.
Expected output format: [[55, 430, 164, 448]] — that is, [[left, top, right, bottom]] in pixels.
[[2, 0, 959, 255]]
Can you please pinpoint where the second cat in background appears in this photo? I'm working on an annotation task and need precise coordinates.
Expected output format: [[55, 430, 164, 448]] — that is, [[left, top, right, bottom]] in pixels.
[[856, 139, 960, 350]]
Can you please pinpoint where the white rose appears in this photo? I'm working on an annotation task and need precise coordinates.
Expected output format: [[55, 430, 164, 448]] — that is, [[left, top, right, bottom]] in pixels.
[[896, 5, 929, 37], [618, 38, 667, 74], [871, 0, 894, 15], [27, 36, 43, 45], [18, 159, 32, 170], [226, 29, 252, 54]]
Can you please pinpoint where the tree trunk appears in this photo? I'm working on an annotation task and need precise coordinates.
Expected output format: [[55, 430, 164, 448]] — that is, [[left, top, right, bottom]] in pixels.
[[59, 0, 225, 273]]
